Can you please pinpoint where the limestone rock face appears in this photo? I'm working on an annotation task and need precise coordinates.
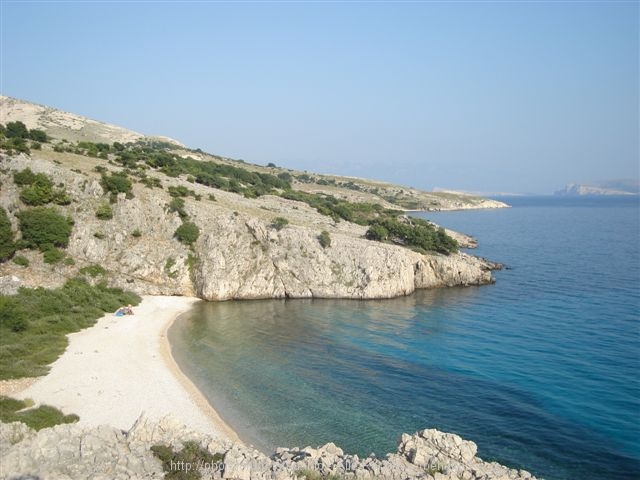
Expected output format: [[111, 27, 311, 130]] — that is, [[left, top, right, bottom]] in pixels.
[[0, 416, 537, 480], [1, 154, 500, 300]]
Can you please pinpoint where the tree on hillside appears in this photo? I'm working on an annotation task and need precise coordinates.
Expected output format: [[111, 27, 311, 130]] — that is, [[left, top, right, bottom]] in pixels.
[[5, 121, 29, 139], [16, 207, 74, 250], [28, 129, 48, 143], [0, 207, 16, 262]]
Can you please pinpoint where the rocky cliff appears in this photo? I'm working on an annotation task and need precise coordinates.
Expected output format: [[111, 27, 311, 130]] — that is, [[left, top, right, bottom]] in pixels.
[[0, 415, 537, 480], [0, 151, 499, 300]]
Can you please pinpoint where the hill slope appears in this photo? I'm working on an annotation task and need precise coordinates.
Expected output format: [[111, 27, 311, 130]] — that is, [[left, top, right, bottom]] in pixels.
[[0, 97, 502, 300]]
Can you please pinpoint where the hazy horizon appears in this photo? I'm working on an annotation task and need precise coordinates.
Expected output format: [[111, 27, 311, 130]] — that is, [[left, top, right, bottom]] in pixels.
[[1, 2, 638, 194]]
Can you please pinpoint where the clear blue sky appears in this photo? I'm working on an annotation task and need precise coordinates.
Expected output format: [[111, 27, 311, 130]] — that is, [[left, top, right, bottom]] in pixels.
[[1, 1, 638, 194]]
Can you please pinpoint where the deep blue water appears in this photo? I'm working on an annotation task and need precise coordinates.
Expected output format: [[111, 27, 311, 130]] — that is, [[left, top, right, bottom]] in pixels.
[[170, 196, 640, 480]]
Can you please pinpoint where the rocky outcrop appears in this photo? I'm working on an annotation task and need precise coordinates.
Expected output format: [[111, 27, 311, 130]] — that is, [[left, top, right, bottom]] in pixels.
[[0, 416, 537, 480], [0, 154, 500, 301]]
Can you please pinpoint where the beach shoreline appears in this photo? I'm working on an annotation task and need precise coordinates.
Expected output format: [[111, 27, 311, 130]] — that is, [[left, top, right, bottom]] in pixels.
[[159, 305, 240, 442], [9, 295, 239, 442]]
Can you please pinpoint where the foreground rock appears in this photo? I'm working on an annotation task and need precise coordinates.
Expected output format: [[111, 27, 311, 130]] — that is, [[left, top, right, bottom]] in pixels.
[[0, 415, 537, 480]]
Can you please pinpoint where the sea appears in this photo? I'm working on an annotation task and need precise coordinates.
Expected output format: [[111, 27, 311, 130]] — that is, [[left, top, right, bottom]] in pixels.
[[169, 196, 640, 480]]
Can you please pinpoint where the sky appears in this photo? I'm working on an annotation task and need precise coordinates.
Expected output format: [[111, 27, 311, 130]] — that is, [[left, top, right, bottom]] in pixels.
[[1, 1, 638, 194]]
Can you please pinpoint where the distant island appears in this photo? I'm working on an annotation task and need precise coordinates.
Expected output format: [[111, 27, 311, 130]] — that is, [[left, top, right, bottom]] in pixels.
[[555, 180, 639, 196]]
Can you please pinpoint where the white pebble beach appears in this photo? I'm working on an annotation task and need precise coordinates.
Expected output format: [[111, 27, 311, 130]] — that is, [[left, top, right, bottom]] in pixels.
[[12, 295, 238, 442]]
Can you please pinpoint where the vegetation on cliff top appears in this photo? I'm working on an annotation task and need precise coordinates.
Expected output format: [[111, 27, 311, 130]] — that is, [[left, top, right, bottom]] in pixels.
[[2, 133, 459, 255]]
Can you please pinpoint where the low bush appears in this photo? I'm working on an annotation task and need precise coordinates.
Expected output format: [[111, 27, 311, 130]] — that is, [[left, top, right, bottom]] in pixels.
[[174, 222, 200, 246], [12, 255, 29, 267], [16, 207, 74, 250], [79, 264, 107, 277], [168, 197, 188, 219], [42, 247, 65, 264], [165, 257, 177, 278], [366, 217, 458, 254], [95, 203, 114, 220], [271, 217, 289, 231], [0, 207, 15, 262], [101, 172, 133, 197], [151, 441, 224, 480], [14, 169, 71, 206], [0, 278, 141, 379], [319, 230, 331, 248], [0, 396, 78, 431]]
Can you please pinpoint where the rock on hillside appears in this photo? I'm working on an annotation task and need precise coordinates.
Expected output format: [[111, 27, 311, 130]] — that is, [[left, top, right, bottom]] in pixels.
[[0, 415, 538, 480], [0, 153, 499, 300]]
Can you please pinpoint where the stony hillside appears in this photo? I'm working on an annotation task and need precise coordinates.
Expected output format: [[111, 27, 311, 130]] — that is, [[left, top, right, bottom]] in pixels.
[[0, 95, 183, 147], [0, 97, 503, 300]]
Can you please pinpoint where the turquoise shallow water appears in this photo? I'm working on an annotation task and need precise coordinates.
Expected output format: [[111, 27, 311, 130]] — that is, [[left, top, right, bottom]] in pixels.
[[169, 196, 640, 480]]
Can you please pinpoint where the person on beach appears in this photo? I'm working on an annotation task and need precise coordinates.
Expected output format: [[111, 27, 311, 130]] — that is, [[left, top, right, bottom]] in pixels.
[[115, 304, 134, 316]]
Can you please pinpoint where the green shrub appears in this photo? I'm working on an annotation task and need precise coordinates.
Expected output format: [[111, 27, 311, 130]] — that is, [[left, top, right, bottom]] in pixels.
[[19, 182, 53, 206], [12, 255, 29, 267], [151, 441, 224, 480], [168, 197, 188, 219], [95, 203, 114, 220], [13, 168, 38, 186], [51, 189, 71, 205], [5, 121, 29, 139], [365, 224, 389, 241], [0, 207, 16, 262], [79, 264, 107, 277], [318, 230, 331, 248], [165, 257, 177, 279], [29, 129, 48, 143], [100, 172, 133, 197], [208, 194, 216, 202], [0, 396, 78, 431], [168, 185, 191, 197], [16, 207, 74, 250], [94, 232, 106, 239], [366, 217, 458, 254], [140, 176, 162, 189], [132, 228, 142, 237], [174, 222, 200, 246], [271, 217, 289, 231], [0, 278, 141, 379], [14, 169, 70, 206], [42, 247, 65, 264]]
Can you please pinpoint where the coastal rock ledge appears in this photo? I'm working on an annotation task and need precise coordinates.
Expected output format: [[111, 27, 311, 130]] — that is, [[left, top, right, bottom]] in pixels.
[[0, 415, 537, 480]]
